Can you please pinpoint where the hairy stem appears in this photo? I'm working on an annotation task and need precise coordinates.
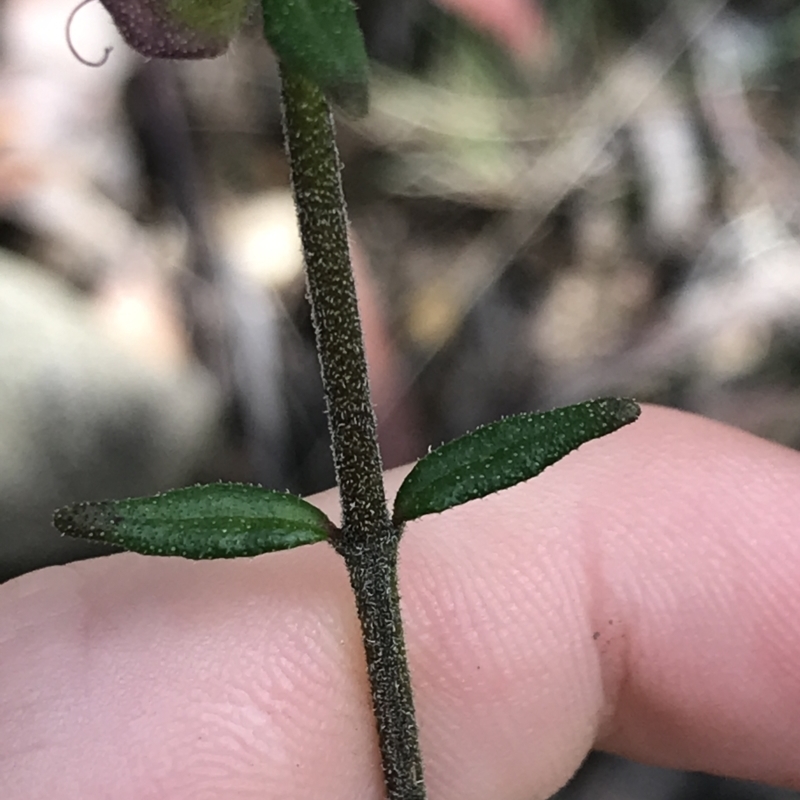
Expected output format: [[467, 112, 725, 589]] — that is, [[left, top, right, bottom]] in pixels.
[[279, 65, 426, 800]]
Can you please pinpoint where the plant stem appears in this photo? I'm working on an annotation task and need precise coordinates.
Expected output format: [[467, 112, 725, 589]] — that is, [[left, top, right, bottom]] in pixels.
[[279, 66, 426, 800]]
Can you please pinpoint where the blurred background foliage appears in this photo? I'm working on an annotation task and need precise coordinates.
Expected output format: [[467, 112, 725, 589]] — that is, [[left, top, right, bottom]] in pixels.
[[0, 0, 798, 796]]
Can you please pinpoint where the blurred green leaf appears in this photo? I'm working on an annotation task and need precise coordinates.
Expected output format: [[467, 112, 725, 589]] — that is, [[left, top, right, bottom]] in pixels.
[[54, 483, 335, 559], [262, 0, 369, 116], [393, 398, 640, 524]]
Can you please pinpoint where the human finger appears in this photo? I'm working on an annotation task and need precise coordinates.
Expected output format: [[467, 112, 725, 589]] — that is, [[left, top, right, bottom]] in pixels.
[[1, 405, 799, 799]]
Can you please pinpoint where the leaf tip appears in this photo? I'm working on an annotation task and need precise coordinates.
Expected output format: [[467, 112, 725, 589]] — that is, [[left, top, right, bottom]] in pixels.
[[53, 500, 121, 543], [611, 397, 641, 425]]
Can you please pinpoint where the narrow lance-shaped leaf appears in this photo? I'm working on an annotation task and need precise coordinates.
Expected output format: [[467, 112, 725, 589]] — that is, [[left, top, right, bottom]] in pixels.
[[53, 483, 336, 559], [262, 0, 369, 116], [393, 398, 640, 524]]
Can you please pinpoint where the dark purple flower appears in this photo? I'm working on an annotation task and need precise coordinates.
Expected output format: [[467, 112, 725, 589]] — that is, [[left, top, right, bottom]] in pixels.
[[69, 0, 250, 62], [98, 0, 233, 58]]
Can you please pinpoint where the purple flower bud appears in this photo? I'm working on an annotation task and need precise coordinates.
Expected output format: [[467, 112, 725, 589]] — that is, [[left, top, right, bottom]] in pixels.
[[95, 0, 246, 59]]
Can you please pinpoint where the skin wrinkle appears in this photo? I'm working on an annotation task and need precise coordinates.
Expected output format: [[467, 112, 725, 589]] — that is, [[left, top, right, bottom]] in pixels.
[[557, 556, 607, 749], [589, 446, 705, 748], [589, 414, 800, 784], [579, 503, 632, 742], [397, 505, 602, 800], [2, 406, 800, 798]]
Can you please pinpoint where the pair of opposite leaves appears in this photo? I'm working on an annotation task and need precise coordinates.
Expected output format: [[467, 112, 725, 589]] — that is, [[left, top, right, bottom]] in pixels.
[[54, 398, 640, 559], [94, 0, 369, 115]]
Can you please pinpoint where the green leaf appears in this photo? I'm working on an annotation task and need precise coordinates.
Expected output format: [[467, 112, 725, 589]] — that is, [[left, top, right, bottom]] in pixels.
[[261, 0, 369, 116], [393, 398, 640, 524], [53, 483, 335, 559]]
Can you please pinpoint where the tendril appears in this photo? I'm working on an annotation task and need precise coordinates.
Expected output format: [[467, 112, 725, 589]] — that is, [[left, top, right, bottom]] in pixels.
[[66, 0, 113, 67]]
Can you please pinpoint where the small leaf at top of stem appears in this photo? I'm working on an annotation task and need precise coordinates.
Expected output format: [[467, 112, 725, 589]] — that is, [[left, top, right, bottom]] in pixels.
[[263, 0, 369, 116]]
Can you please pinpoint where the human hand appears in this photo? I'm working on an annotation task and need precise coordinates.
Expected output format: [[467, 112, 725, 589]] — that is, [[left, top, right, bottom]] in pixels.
[[2, 405, 799, 798]]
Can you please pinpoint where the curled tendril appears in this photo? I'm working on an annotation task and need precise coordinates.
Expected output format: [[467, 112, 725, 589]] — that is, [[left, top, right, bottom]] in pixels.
[[66, 0, 113, 67]]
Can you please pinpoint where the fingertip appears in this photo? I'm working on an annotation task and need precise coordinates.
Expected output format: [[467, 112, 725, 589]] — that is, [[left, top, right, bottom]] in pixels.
[[3, 406, 800, 799]]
